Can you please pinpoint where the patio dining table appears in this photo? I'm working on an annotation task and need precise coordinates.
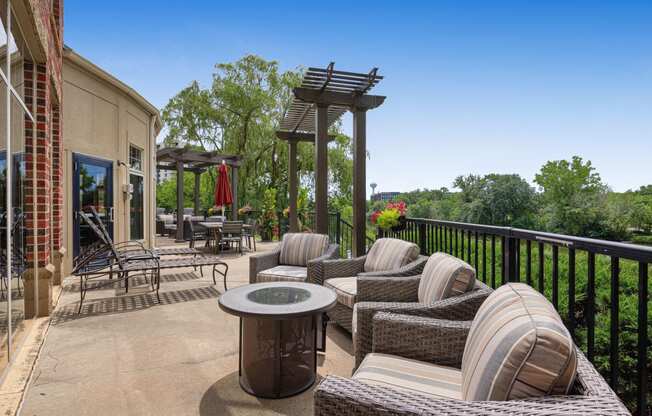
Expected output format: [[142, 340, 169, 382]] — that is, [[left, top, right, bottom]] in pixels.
[[199, 222, 252, 253]]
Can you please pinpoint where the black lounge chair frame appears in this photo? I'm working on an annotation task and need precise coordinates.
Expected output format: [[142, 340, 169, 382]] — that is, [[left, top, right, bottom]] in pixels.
[[73, 211, 228, 313]]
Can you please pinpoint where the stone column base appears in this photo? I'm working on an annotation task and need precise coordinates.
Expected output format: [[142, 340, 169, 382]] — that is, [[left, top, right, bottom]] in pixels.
[[52, 247, 67, 286], [23, 264, 55, 318]]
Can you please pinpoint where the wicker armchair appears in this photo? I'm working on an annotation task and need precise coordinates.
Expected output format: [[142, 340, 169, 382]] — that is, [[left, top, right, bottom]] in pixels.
[[249, 233, 339, 285], [322, 238, 428, 333], [353, 278, 492, 368], [315, 289, 629, 416]]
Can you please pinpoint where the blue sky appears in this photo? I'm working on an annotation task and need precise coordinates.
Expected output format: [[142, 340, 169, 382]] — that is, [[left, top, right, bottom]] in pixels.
[[65, 1, 651, 193]]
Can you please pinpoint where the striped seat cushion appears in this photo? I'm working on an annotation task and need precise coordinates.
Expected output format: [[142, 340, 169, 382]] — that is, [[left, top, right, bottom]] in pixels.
[[278, 233, 329, 267], [324, 277, 357, 308], [256, 265, 307, 283], [461, 283, 577, 401], [363, 238, 419, 273], [353, 353, 462, 399], [418, 252, 476, 303]]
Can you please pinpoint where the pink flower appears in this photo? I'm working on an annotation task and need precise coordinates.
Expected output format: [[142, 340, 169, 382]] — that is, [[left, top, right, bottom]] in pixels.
[[386, 201, 407, 216]]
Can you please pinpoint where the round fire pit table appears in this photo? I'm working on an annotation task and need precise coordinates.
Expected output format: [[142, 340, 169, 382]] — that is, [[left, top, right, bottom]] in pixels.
[[218, 282, 337, 399]]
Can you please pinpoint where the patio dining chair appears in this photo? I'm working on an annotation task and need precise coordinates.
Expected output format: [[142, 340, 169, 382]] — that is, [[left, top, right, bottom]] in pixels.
[[321, 238, 428, 332], [219, 221, 244, 255], [352, 252, 493, 368], [314, 283, 629, 415], [242, 219, 257, 252], [184, 217, 207, 248]]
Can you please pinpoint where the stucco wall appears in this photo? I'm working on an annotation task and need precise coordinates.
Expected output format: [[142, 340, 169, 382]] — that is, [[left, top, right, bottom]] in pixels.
[[61, 58, 156, 275]]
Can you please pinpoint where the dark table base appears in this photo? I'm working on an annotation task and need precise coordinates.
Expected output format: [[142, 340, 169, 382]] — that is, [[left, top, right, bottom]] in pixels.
[[239, 314, 322, 399]]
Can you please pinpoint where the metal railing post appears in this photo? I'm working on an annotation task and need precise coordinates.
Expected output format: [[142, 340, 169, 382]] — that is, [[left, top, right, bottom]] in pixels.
[[336, 212, 342, 246], [418, 222, 427, 255], [505, 233, 518, 283]]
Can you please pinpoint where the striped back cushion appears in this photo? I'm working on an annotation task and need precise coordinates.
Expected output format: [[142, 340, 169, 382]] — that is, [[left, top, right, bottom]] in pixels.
[[279, 233, 329, 267], [363, 238, 419, 273], [418, 253, 475, 303], [461, 283, 577, 401]]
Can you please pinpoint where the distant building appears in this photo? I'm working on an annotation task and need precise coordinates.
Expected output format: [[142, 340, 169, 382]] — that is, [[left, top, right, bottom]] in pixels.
[[371, 191, 401, 202]]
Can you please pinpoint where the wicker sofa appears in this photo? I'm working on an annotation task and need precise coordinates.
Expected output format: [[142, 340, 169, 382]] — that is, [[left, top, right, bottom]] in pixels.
[[353, 252, 493, 368], [314, 284, 629, 416], [249, 233, 339, 285], [321, 238, 428, 333]]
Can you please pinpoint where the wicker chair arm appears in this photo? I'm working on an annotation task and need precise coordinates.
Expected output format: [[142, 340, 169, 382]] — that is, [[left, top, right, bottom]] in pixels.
[[358, 255, 428, 278], [353, 285, 491, 368], [322, 256, 366, 279], [307, 244, 340, 285], [248, 247, 281, 283], [371, 312, 471, 367], [314, 375, 629, 416], [356, 275, 420, 302]]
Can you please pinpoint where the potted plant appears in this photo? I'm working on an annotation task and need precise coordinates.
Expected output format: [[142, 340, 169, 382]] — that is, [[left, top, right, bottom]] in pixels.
[[386, 201, 407, 231], [259, 188, 277, 241], [370, 200, 408, 233], [238, 204, 252, 216]]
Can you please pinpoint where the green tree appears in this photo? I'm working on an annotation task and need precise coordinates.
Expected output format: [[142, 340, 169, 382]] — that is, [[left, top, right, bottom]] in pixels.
[[453, 174, 537, 227], [629, 197, 652, 232], [160, 55, 355, 215], [534, 156, 615, 237]]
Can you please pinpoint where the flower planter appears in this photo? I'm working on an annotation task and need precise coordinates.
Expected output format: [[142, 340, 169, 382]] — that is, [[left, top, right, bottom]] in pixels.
[[390, 216, 407, 232]]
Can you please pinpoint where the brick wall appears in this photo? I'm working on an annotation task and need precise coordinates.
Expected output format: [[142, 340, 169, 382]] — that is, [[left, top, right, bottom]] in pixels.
[[24, 63, 52, 267], [23, 1, 63, 269], [51, 105, 62, 251]]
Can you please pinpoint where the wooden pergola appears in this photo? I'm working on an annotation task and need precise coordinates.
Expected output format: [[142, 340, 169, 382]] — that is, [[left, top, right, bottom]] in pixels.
[[276, 63, 385, 256], [157, 148, 242, 241]]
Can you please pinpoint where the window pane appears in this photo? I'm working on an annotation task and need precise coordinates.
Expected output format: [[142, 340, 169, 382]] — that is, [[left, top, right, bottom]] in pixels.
[[129, 145, 142, 171], [130, 175, 144, 240], [0, 8, 8, 365], [0, 7, 30, 365]]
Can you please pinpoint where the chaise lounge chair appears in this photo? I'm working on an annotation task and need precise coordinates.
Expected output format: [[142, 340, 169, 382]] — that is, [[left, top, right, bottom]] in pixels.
[[73, 211, 229, 312]]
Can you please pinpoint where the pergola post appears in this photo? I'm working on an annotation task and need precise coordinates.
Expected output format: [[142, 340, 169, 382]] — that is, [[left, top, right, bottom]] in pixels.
[[175, 160, 185, 242], [193, 171, 201, 216], [314, 104, 329, 234], [231, 165, 238, 220], [288, 139, 299, 232], [352, 109, 367, 257]]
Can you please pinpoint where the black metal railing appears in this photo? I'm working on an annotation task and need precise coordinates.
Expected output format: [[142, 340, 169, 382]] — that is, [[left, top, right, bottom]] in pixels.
[[379, 217, 650, 414], [281, 212, 373, 258]]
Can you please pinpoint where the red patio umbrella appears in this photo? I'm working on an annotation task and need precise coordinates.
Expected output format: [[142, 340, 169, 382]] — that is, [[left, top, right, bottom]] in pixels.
[[214, 162, 233, 217]]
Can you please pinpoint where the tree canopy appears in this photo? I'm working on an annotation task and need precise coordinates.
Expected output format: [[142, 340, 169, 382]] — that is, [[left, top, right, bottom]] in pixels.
[[159, 55, 354, 214]]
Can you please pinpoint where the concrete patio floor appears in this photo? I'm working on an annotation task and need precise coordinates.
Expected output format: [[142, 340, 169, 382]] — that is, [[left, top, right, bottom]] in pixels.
[[20, 239, 354, 416]]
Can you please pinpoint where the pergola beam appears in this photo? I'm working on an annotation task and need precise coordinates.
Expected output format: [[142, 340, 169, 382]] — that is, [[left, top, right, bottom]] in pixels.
[[352, 109, 367, 256], [294, 88, 385, 110], [275, 130, 335, 142], [314, 105, 329, 234], [288, 139, 298, 232], [175, 160, 185, 242], [277, 63, 385, 248]]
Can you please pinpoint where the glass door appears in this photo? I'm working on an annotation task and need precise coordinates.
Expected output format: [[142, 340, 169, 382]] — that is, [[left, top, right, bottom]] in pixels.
[[73, 154, 113, 257]]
